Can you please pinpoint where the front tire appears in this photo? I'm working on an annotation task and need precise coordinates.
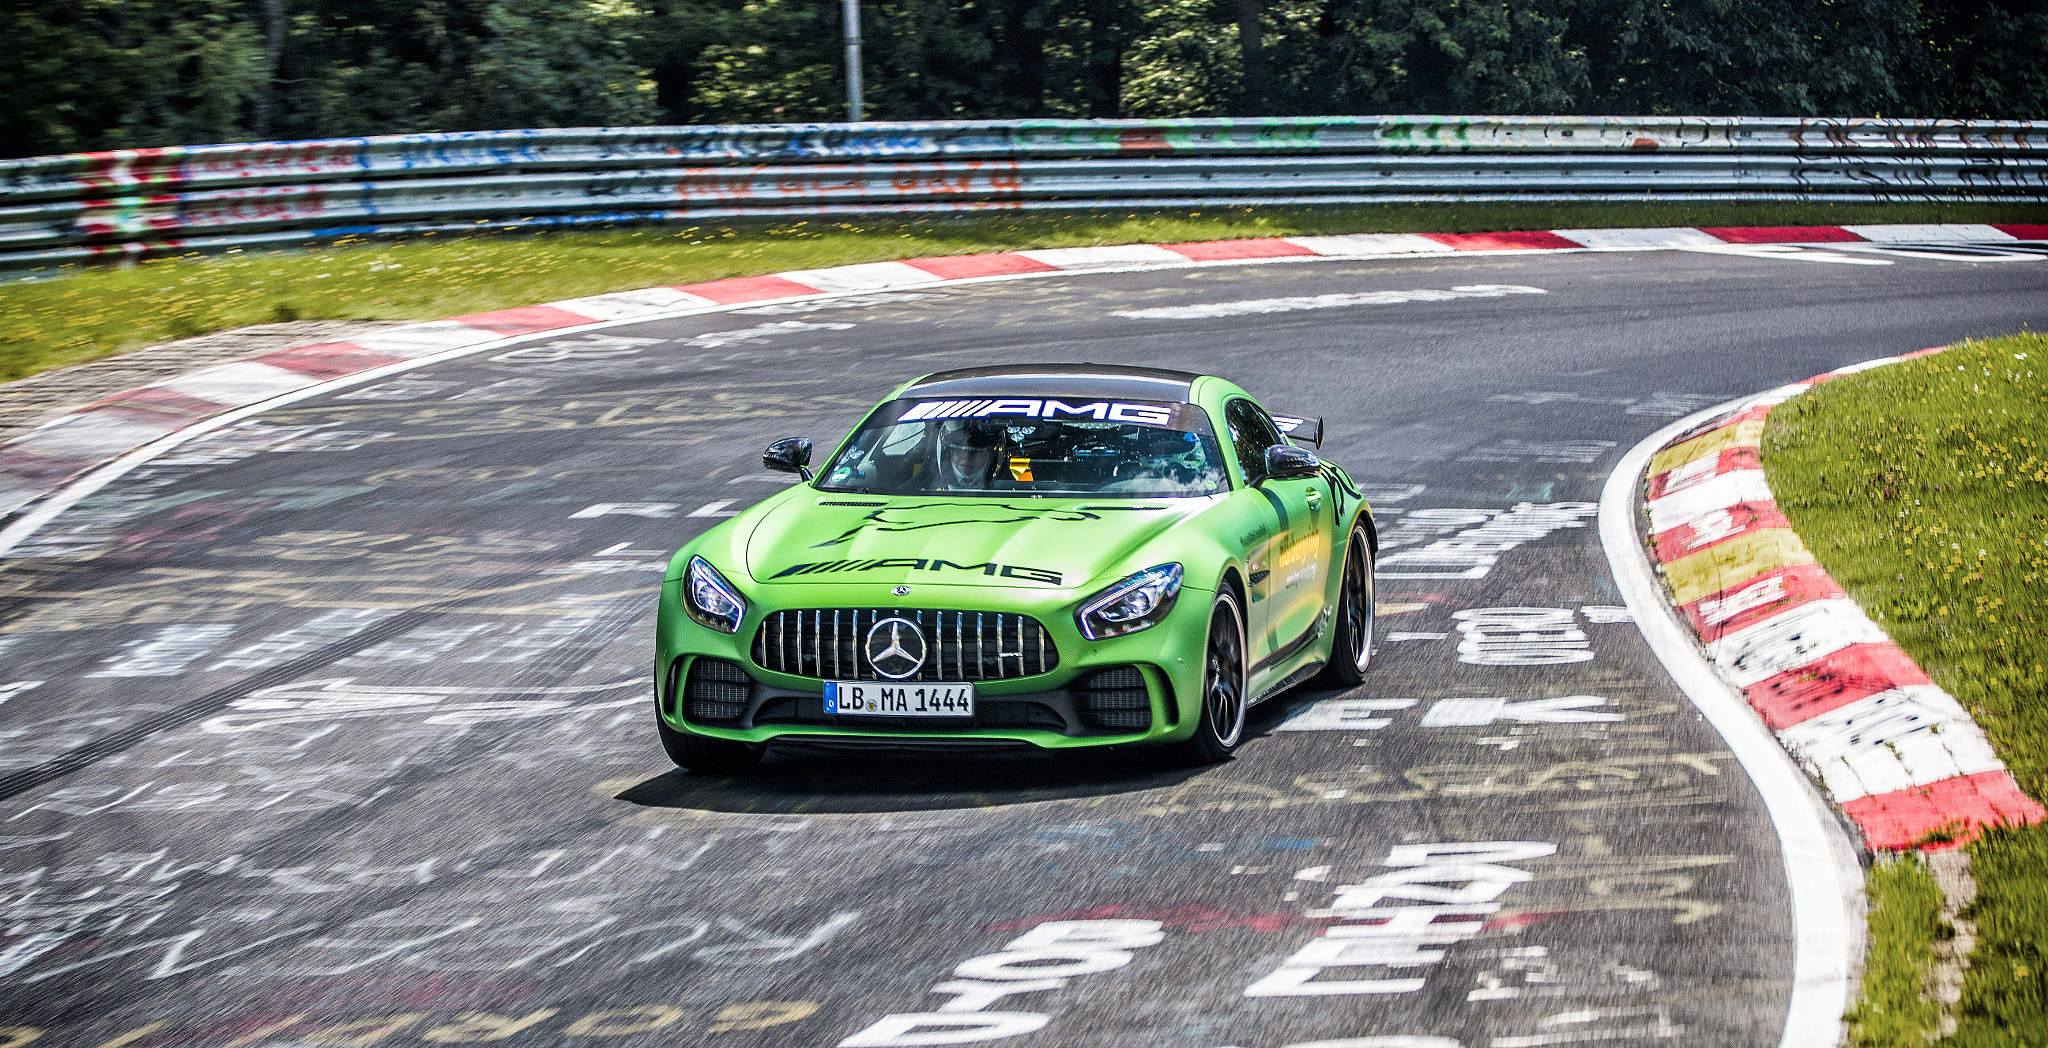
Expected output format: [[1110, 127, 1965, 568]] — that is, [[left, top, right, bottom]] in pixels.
[[1315, 527, 1375, 688], [1176, 590, 1248, 765], [657, 709, 764, 773]]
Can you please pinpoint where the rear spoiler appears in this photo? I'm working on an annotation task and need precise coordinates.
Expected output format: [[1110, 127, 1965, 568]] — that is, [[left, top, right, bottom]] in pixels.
[[1271, 413, 1323, 447]]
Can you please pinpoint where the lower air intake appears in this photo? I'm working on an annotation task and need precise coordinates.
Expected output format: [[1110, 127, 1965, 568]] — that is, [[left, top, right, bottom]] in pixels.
[[1076, 666, 1151, 731], [685, 657, 753, 722]]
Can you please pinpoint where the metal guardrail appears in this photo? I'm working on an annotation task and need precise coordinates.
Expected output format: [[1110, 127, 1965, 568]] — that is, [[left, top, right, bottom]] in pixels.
[[3, 115, 2044, 269]]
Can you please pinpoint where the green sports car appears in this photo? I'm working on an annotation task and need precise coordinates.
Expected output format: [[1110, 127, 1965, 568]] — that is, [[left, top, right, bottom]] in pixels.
[[653, 364, 1377, 770]]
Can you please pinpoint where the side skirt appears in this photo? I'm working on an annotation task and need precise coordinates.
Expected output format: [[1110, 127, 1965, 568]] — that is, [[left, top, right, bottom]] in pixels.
[[1248, 607, 1332, 705], [1251, 662, 1323, 707]]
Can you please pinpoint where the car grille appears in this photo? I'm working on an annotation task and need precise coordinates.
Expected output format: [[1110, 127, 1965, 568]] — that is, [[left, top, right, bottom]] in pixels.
[[752, 608, 1059, 682]]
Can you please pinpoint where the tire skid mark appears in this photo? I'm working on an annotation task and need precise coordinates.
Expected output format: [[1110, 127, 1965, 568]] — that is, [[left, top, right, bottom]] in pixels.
[[0, 571, 537, 801]]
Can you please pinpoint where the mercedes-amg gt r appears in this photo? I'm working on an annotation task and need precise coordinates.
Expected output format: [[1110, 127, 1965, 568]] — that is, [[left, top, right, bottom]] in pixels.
[[653, 364, 1376, 770]]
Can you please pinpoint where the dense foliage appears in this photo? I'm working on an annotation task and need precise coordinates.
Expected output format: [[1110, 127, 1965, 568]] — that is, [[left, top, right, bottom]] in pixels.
[[3, 0, 2045, 157]]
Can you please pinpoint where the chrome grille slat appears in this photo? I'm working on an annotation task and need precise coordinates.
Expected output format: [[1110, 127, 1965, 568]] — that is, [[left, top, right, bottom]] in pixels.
[[753, 608, 1058, 682]]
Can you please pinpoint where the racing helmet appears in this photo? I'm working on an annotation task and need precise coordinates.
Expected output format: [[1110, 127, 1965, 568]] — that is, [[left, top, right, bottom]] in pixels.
[[936, 420, 1003, 487]]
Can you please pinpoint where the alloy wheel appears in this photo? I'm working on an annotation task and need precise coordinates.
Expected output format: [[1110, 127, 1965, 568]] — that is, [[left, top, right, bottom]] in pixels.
[[1205, 599, 1246, 748], [1345, 535, 1375, 673]]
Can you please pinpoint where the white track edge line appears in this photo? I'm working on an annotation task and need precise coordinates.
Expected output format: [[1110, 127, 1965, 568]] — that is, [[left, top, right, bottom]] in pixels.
[[1601, 394, 1863, 1048], [0, 250, 1352, 553], [0, 247, 1948, 564], [0, 311, 725, 558], [0, 241, 1674, 554], [0, 245, 1598, 451], [0, 243, 1967, 561], [0, 233, 1987, 453]]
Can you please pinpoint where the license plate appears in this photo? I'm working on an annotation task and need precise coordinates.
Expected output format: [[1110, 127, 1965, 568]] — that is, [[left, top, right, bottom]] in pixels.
[[824, 681, 975, 717]]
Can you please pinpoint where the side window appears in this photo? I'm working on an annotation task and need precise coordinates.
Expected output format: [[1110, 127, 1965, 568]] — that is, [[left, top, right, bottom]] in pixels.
[[1224, 399, 1283, 482]]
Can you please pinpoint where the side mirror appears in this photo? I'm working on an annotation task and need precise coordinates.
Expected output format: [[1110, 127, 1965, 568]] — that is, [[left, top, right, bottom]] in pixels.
[[1263, 444, 1320, 481], [764, 437, 813, 482]]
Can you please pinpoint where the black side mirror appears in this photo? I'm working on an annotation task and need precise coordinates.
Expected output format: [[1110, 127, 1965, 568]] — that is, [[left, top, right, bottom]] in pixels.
[[764, 437, 813, 481], [1263, 444, 1320, 481], [1271, 414, 1324, 447]]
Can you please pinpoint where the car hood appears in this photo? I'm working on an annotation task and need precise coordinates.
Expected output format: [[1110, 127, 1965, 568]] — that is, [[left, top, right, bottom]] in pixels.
[[743, 491, 1210, 590]]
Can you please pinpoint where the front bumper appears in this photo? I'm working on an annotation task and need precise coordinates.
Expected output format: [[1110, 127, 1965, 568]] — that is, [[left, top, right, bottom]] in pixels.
[[655, 578, 1211, 750], [667, 655, 1176, 741]]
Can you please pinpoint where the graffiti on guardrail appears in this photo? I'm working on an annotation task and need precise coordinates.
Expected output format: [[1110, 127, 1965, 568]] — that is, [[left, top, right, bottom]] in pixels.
[[2, 116, 2043, 269]]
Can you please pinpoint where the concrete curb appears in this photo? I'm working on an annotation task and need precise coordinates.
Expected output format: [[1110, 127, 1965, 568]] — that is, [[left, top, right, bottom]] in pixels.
[[1641, 353, 2047, 851], [3, 221, 2042, 530]]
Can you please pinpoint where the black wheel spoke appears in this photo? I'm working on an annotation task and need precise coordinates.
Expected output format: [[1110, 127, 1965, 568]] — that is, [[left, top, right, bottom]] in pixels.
[[1351, 535, 1374, 672], [1184, 591, 1248, 762], [1314, 528, 1376, 689], [1203, 603, 1245, 750]]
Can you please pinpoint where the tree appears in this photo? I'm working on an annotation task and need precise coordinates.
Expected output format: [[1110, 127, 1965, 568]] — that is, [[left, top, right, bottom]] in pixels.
[[4, 0, 2045, 159], [1120, 0, 1240, 116], [686, 0, 844, 121], [0, 0, 268, 155], [1569, 0, 1924, 116], [1267, 0, 1587, 114], [1918, 0, 2048, 118], [474, 0, 659, 127]]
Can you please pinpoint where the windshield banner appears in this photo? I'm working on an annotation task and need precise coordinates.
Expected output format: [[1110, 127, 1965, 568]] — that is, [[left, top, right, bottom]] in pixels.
[[896, 398, 1193, 427]]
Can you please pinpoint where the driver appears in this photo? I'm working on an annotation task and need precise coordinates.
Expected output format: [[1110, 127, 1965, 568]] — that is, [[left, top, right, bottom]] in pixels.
[[932, 420, 1004, 490]]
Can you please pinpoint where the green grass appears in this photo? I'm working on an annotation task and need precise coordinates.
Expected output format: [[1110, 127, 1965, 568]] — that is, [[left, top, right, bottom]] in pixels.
[[1848, 853, 1947, 1046], [1949, 824, 2048, 1046], [2, 199, 2042, 384], [1763, 332, 2048, 1045]]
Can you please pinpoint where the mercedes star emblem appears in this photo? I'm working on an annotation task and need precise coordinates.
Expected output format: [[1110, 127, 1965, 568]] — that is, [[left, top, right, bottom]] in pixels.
[[865, 617, 927, 680], [893, 585, 912, 596]]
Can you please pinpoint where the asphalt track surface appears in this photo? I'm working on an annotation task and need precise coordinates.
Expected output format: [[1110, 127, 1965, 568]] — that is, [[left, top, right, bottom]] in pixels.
[[1, 241, 2045, 1048]]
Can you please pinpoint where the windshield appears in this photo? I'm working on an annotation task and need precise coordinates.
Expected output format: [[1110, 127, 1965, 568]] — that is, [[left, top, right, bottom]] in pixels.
[[818, 397, 1229, 498]]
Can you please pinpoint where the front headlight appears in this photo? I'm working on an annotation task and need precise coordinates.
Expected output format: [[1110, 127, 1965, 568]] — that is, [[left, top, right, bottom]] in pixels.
[[684, 556, 747, 633], [1078, 563, 1183, 641]]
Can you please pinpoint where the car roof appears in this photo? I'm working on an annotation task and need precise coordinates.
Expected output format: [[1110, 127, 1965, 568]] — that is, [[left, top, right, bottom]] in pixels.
[[902, 364, 1204, 402]]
